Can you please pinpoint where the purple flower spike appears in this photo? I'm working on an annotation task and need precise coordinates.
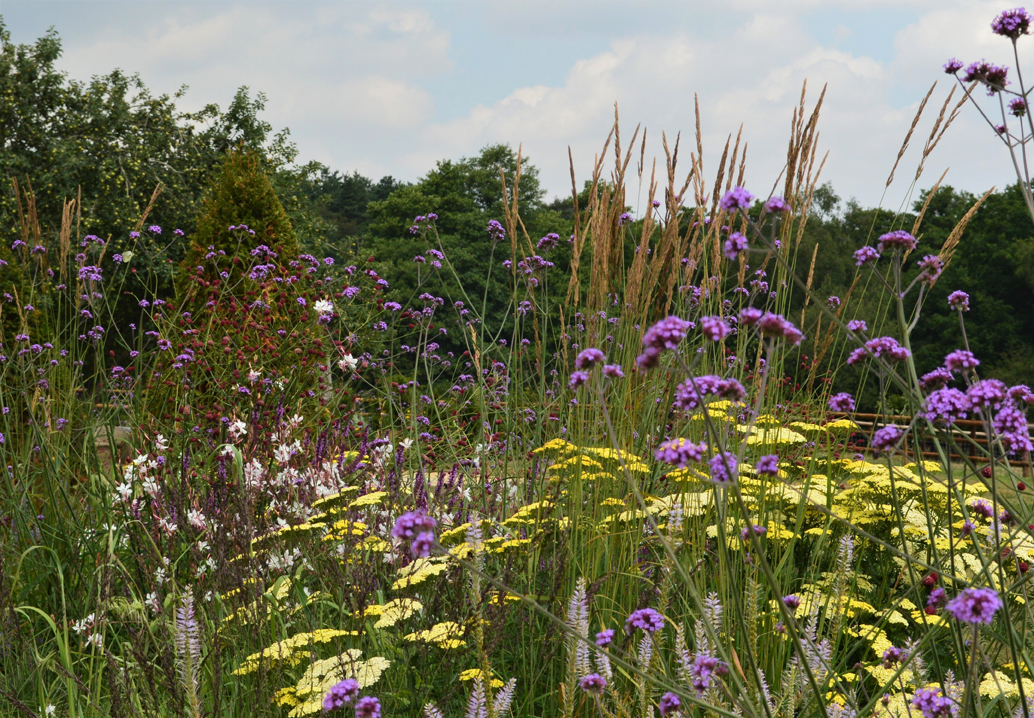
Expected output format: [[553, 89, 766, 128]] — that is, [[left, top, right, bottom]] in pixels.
[[945, 587, 1002, 624]]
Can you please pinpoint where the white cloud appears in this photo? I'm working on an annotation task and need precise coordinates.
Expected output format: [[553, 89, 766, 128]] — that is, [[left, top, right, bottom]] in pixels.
[[35, 0, 1019, 206]]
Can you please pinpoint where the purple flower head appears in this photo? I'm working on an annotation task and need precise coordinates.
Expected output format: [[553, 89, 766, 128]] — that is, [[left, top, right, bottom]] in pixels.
[[1012, 97, 1029, 117], [487, 220, 506, 244], [854, 246, 881, 266], [673, 375, 746, 411], [637, 316, 693, 368], [971, 499, 994, 519], [700, 316, 731, 341], [354, 696, 381, 718], [967, 379, 1007, 411], [782, 594, 801, 610], [323, 679, 361, 711], [927, 587, 947, 609], [847, 336, 911, 365], [764, 196, 790, 213], [719, 187, 755, 213], [659, 692, 681, 716], [754, 454, 780, 477], [569, 370, 590, 390], [412, 532, 434, 558], [739, 307, 763, 325], [596, 629, 615, 647], [579, 673, 607, 694], [828, 392, 855, 412], [923, 387, 970, 424], [920, 367, 955, 391], [740, 524, 766, 541], [948, 290, 970, 311], [575, 348, 606, 370], [882, 646, 903, 668], [537, 233, 560, 250], [689, 655, 728, 695], [1009, 384, 1034, 405], [655, 438, 708, 469], [625, 608, 665, 634], [964, 60, 1010, 94], [603, 363, 625, 379], [945, 587, 1002, 624], [912, 688, 953, 718], [961, 520, 976, 536], [709, 452, 739, 485], [994, 404, 1034, 455], [723, 232, 748, 260], [997, 123, 1009, 135], [945, 349, 979, 371], [847, 319, 867, 333], [618, 212, 633, 226], [827, 295, 841, 310], [944, 58, 964, 74], [754, 312, 803, 344], [917, 254, 944, 284], [992, 7, 1032, 38], [877, 230, 918, 253], [392, 510, 436, 541], [871, 425, 904, 453]]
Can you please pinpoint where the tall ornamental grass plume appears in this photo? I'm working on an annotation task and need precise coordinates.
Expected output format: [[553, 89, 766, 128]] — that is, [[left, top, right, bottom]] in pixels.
[[2, 69, 1033, 718]]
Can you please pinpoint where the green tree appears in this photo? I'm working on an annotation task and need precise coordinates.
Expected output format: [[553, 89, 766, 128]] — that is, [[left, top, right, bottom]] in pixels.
[[176, 149, 299, 304]]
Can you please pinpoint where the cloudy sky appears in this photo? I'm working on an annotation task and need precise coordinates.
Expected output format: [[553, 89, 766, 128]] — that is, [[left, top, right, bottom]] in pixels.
[[0, 0, 1025, 210]]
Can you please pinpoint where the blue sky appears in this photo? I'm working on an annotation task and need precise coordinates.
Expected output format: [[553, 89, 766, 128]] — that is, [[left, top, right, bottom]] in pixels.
[[0, 1, 1023, 210]]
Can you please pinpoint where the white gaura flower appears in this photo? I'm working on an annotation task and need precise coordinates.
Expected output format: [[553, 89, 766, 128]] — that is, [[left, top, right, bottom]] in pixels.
[[399, 438, 414, 451], [228, 420, 247, 441], [314, 299, 334, 315], [247, 368, 262, 383], [338, 354, 359, 371], [154, 434, 169, 452]]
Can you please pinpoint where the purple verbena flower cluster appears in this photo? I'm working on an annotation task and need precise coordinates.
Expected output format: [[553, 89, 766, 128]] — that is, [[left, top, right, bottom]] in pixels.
[[637, 316, 694, 369], [625, 608, 665, 634], [945, 587, 1002, 624], [654, 438, 708, 469]]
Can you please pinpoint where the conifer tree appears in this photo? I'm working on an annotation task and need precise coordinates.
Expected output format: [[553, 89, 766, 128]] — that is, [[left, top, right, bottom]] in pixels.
[[176, 148, 298, 304]]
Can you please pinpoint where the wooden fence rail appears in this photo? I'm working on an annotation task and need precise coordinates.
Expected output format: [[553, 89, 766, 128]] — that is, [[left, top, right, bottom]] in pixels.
[[829, 411, 1033, 477]]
